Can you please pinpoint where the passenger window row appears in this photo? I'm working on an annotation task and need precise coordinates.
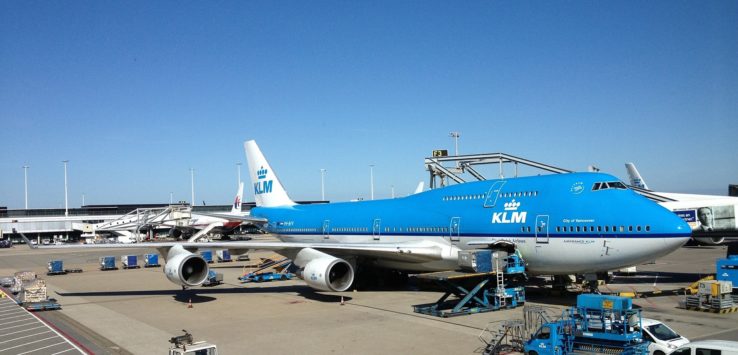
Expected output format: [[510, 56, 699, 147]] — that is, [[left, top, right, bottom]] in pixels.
[[551, 225, 650, 233], [334, 227, 369, 232], [442, 190, 539, 202], [500, 191, 538, 198], [442, 194, 487, 201]]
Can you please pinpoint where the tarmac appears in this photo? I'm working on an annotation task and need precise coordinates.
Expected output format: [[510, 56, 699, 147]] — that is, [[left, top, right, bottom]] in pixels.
[[1, 238, 737, 354]]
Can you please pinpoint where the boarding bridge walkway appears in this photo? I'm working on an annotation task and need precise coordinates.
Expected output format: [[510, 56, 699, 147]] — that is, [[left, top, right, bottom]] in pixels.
[[424, 152, 676, 202], [94, 206, 192, 232]]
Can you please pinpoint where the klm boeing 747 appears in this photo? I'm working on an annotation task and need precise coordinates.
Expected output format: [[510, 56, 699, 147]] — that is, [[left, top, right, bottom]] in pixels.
[[25, 140, 691, 294]]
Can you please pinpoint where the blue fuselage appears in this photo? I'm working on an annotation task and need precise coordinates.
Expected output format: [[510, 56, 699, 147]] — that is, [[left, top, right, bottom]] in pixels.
[[251, 172, 691, 274]]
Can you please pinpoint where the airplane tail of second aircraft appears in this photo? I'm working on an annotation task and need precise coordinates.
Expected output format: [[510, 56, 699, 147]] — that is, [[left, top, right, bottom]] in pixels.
[[231, 182, 244, 214], [625, 162, 649, 190], [244, 140, 296, 208]]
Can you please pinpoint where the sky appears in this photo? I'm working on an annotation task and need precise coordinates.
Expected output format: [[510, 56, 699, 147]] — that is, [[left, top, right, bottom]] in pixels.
[[1, 1, 737, 209]]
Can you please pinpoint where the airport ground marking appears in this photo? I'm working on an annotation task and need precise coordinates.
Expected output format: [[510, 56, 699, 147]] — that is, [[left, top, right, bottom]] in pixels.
[[0, 330, 52, 344], [0, 325, 47, 338], [16, 341, 71, 355], [0, 335, 59, 352]]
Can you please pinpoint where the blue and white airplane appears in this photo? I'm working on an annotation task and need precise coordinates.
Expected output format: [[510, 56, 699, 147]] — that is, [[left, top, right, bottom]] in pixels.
[[26, 140, 691, 294]]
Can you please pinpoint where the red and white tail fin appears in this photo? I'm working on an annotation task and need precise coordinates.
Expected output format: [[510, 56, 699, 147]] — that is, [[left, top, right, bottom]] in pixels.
[[244, 140, 295, 207], [230, 182, 244, 214]]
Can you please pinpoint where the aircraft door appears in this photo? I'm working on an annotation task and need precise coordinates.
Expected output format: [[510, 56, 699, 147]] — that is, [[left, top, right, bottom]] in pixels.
[[535, 215, 549, 243], [322, 220, 330, 240], [372, 219, 381, 241], [449, 217, 461, 242], [483, 181, 507, 208]]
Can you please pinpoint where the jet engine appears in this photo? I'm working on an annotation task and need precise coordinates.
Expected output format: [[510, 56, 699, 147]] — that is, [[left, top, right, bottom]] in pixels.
[[693, 235, 725, 245], [294, 248, 354, 292], [164, 245, 209, 287]]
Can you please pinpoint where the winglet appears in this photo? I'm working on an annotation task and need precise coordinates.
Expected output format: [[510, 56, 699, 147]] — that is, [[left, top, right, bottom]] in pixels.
[[244, 140, 295, 207]]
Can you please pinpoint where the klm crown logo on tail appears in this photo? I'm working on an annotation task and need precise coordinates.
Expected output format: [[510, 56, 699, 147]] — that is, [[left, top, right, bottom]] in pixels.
[[491, 199, 527, 224], [254, 166, 273, 195]]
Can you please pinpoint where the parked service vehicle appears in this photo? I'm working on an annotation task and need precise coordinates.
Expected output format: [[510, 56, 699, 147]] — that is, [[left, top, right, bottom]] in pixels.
[[639, 318, 689, 355], [168, 330, 218, 355], [672, 340, 738, 355]]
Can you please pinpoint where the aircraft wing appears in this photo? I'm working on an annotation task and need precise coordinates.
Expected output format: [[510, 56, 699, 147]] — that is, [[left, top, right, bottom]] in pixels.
[[22, 233, 445, 263]]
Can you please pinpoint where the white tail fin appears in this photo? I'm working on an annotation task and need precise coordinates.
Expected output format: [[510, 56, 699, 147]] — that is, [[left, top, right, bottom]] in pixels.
[[413, 181, 425, 194], [230, 182, 244, 214], [625, 162, 649, 190], [244, 140, 295, 207]]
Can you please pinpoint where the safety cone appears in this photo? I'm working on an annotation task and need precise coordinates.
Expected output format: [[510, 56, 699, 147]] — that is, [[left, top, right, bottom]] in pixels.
[[187, 298, 193, 309], [340, 296, 345, 306]]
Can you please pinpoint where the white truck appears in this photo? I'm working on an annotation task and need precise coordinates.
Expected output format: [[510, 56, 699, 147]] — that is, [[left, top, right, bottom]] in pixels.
[[639, 318, 690, 355], [672, 340, 738, 355]]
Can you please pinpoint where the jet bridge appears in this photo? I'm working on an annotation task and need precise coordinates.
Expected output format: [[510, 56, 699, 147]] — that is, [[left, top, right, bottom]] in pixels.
[[424, 152, 676, 203], [425, 152, 572, 189], [93, 205, 192, 241]]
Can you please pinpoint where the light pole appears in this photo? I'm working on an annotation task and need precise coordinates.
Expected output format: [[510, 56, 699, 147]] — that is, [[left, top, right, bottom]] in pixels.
[[169, 192, 173, 204], [82, 193, 85, 206], [23, 165, 29, 209], [236, 163, 242, 187], [62, 160, 69, 216], [320, 169, 326, 201], [369, 165, 375, 200], [449, 132, 461, 156], [190, 168, 195, 207]]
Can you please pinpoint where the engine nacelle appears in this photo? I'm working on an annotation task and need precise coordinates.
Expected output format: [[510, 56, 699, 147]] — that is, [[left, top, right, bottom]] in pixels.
[[693, 235, 725, 245], [294, 248, 354, 292], [164, 245, 209, 287]]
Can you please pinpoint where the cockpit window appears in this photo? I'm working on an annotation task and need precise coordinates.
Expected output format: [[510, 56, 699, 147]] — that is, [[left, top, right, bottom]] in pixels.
[[592, 181, 628, 191], [607, 181, 627, 189]]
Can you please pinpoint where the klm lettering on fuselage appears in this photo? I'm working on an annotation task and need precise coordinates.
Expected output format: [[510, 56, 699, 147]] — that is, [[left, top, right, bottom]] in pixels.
[[491, 199, 527, 224], [254, 166, 273, 195]]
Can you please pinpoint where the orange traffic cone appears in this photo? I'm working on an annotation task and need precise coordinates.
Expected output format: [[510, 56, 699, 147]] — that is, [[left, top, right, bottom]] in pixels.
[[187, 298, 193, 308], [340, 296, 345, 306]]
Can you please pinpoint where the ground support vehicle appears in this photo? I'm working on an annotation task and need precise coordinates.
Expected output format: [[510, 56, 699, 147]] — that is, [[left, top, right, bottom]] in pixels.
[[201, 271, 223, 287], [200, 250, 214, 264], [122, 255, 140, 269], [168, 330, 218, 355], [216, 249, 232, 262], [638, 318, 689, 355], [716, 245, 738, 305], [144, 253, 161, 267], [522, 294, 650, 355], [412, 252, 526, 317], [671, 340, 738, 355], [683, 280, 736, 313], [19, 279, 61, 311], [47, 260, 67, 275], [100, 256, 118, 270], [238, 257, 293, 283], [240, 271, 294, 283]]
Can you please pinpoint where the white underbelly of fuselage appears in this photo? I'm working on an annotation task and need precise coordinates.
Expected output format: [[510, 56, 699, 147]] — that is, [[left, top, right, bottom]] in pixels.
[[274, 233, 688, 275]]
